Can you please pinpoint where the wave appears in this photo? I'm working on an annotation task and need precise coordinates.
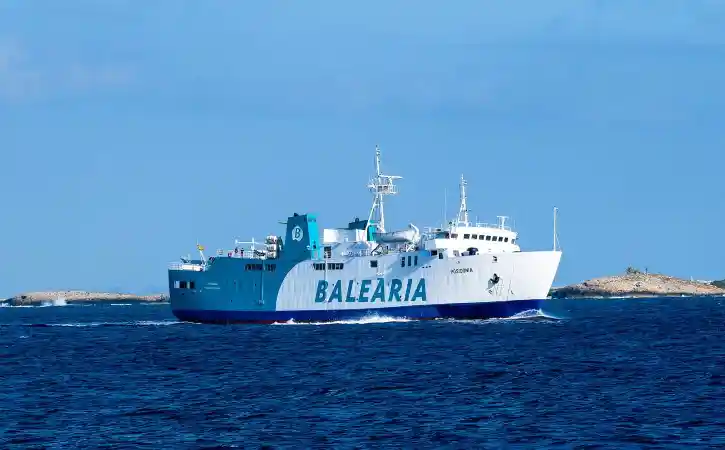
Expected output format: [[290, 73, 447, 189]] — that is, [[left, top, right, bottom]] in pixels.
[[4, 320, 182, 328], [481, 308, 565, 322], [0, 301, 167, 308], [1, 300, 74, 308], [271, 309, 564, 326], [273, 314, 412, 326], [432, 309, 565, 324], [41, 297, 67, 307]]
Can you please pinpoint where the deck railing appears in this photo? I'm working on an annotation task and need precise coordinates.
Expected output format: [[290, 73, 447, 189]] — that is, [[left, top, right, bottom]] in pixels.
[[168, 262, 205, 271]]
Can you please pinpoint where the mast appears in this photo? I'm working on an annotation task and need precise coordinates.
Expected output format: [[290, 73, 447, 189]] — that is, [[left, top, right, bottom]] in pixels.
[[455, 174, 470, 227], [196, 242, 206, 261], [553, 206, 558, 251], [365, 145, 401, 234]]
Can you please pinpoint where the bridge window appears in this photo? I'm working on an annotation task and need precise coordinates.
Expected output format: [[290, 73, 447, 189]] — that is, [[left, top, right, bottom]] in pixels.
[[370, 260, 378, 268], [464, 234, 470, 239], [265, 264, 276, 272], [327, 263, 344, 270], [451, 233, 459, 239], [407, 255, 412, 266], [179, 281, 187, 289], [324, 246, 332, 258], [414, 255, 418, 266], [479, 235, 485, 240], [245, 263, 263, 271], [313, 263, 325, 270], [189, 281, 195, 289], [431, 250, 438, 257], [504, 237, 509, 243], [498, 236, 504, 242], [472, 234, 478, 239], [401, 257, 406, 267], [438, 252, 444, 259]]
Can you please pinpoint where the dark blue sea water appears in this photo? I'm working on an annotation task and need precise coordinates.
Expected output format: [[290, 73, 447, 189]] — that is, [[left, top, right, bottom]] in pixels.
[[2, 297, 725, 449]]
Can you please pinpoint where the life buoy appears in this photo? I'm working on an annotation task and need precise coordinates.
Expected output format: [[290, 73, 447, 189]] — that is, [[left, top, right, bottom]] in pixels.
[[490, 273, 500, 285]]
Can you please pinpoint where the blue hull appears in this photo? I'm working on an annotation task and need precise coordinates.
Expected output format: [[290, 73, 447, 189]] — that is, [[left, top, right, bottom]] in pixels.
[[171, 299, 544, 324]]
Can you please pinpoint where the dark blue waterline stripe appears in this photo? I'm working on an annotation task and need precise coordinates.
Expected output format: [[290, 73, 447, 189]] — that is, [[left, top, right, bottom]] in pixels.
[[172, 299, 544, 324]]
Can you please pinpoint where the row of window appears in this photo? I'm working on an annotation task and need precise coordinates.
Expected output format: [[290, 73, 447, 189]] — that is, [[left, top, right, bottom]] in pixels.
[[316, 248, 495, 270], [314, 258, 422, 270], [245, 263, 277, 272], [174, 280, 196, 289], [437, 232, 514, 244], [313, 262, 344, 271], [401, 255, 420, 267]]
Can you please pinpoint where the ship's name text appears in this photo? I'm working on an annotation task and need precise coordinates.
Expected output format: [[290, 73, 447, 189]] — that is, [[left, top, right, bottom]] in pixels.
[[315, 278, 427, 303], [451, 268, 473, 274]]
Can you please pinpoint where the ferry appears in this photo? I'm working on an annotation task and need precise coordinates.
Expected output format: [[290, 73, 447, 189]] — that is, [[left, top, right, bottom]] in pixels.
[[168, 146, 562, 324]]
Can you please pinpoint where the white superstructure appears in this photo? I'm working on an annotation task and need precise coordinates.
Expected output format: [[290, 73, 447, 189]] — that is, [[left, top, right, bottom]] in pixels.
[[420, 175, 521, 257]]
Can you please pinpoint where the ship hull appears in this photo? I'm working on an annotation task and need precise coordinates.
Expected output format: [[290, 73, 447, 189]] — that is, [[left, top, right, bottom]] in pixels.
[[169, 243, 561, 325], [171, 298, 543, 324]]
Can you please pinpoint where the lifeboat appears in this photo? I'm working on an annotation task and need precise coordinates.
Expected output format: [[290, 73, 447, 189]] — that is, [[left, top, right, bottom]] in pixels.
[[373, 223, 420, 243]]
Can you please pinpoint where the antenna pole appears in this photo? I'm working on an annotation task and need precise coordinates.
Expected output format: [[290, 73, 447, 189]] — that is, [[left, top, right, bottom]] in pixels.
[[443, 187, 447, 227], [553, 206, 558, 251], [457, 174, 470, 226]]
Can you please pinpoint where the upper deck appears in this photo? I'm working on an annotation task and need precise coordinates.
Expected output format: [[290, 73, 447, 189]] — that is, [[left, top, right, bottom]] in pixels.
[[169, 146, 537, 273], [421, 223, 520, 255]]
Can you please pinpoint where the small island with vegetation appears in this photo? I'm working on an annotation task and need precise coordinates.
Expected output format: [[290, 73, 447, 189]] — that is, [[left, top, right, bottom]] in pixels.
[[3, 290, 169, 306], [550, 267, 725, 298]]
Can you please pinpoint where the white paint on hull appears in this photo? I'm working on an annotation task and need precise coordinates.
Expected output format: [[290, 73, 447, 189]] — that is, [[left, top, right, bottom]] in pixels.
[[275, 250, 561, 311]]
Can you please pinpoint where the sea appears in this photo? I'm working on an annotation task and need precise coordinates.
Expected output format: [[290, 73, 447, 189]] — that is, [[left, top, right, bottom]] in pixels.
[[1, 297, 724, 449]]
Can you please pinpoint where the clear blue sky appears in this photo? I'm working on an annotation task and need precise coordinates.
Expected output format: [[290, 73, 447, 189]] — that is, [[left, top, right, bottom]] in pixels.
[[1, 1, 724, 297]]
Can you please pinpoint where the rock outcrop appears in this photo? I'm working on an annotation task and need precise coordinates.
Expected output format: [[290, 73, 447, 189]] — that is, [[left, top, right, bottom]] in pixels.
[[3, 290, 169, 306], [551, 273, 725, 298]]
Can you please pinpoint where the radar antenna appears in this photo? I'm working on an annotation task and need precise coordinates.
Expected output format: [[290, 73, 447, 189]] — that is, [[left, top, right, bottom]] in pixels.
[[365, 145, 402, 234]]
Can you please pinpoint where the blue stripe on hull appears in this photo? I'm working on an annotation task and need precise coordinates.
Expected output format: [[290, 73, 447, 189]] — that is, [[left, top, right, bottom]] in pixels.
[[172, 299, 544, 324]]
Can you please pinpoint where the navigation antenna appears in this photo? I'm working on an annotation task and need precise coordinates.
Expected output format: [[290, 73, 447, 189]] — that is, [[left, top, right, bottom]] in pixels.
[[365, 145, 402, 234], [553, 207, 560, 251], [455, 174, 471, 227]]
